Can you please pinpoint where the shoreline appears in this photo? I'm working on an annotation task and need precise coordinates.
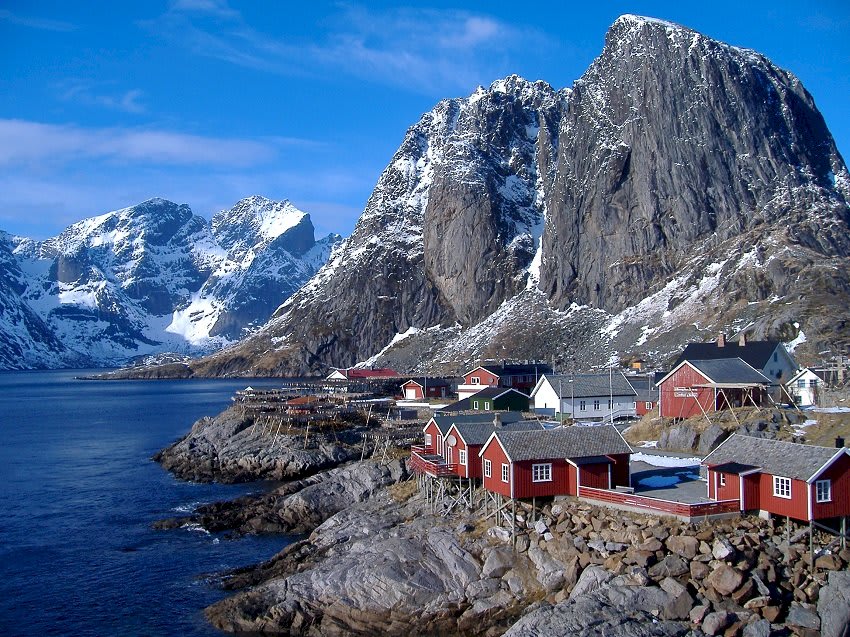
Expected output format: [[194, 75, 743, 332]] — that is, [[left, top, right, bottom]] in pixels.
[[154, 406, 850, 636]]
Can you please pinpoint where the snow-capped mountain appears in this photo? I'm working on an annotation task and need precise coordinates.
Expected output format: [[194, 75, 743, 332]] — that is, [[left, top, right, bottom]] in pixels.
[[189, 15, 849, 377], [0, 196, 340, 369]]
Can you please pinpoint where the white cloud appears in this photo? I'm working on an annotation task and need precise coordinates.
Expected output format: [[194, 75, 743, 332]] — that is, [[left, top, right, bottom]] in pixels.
[[0, 119, 278, 167], [146, 3, 551, 95], [0, 9, 76, 32], [59, 81, 146, 114]]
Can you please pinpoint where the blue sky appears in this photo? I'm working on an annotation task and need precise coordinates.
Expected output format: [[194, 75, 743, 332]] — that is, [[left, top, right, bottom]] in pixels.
[[1, 1, 848, 240]]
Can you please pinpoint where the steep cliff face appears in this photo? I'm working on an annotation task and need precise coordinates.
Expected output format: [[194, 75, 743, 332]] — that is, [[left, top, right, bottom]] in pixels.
[[0, 197, 340, 369], [539, 15, 850, 313], [193, 78, 565, 375], [193, 15, 850, 377]]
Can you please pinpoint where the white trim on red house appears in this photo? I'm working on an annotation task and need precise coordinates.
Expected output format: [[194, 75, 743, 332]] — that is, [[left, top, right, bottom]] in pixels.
[[806, 448, 850, 483]]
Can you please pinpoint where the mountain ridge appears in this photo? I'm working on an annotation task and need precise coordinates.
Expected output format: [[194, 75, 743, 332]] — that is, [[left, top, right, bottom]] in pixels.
[[0, 196, 341, 369], [186, 15, 849, 377]]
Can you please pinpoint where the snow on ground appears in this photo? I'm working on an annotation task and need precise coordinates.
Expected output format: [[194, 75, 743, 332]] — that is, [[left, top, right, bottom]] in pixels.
[[791, 418, 819, 437], [810, 407, 850, 413], [631, 452, 701, 467]]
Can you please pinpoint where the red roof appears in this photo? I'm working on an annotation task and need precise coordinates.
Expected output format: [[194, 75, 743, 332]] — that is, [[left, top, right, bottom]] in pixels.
[[339, 367, 399, 379]]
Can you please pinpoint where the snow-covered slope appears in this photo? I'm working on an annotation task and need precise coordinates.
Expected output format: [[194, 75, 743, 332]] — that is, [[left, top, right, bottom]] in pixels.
[[0, 196, 340, 369]]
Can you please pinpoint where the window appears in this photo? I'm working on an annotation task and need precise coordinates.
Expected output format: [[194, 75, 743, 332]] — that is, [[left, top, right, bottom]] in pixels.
[[816, 480, 832, 503], [471, 376, 480, 385], [484, 401, 490, 411], [645, 402, 652, 410], [797, 379, 806, 388], [484, 459, 492, 478], [773, 476, 791, 499], [719, 473, 726, 487], [501, 463, 509, 483], [425, 433, 432, 447], [593, 400, 600, 410], [773, 352, 778, 362], [532, 463, 552, 482], [608, 399, 613, 409], [809, 379, 819, 387], [473, 400, 479, 410], [459, 450, 467, 466], [579, 400, 586, 411]]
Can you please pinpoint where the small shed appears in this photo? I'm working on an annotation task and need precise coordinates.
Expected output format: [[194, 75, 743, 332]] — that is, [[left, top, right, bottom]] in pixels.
[[703, 434, 850, 522]]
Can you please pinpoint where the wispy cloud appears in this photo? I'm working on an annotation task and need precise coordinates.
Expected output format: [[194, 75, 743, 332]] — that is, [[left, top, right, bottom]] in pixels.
[[0, 119, 283, 168], [0, 9, 76, 32], [145, 2, 551, 94], [58, 81, 146, 114]]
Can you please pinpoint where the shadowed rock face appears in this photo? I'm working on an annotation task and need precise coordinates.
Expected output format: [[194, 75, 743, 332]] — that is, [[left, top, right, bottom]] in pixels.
[[190, 16, 850, 377]]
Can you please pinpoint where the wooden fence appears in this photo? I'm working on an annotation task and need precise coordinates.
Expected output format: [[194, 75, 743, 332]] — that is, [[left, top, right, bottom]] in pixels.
[[578, 486, 740, 520]]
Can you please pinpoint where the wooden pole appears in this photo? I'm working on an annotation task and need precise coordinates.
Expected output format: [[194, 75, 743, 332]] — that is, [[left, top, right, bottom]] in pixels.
[[511, 499, 516, 548], [532, 496, 536, 524], [809, 521, 815, 572], [843, 517, 847, 551]]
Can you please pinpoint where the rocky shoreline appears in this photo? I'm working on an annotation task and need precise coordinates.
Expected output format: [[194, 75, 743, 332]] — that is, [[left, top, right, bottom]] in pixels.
[[155, 413, 850, 637]]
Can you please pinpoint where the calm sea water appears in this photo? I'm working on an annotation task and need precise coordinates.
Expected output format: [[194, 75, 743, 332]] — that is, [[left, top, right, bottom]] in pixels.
[[0, 370, 291, 636]]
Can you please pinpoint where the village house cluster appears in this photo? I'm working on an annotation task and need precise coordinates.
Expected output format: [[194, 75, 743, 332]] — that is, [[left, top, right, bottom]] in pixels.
[[396, 335, 850, 543]]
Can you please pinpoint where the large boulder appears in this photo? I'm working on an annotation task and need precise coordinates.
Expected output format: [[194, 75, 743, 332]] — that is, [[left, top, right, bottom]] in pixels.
[[818, 571, 850, 637]]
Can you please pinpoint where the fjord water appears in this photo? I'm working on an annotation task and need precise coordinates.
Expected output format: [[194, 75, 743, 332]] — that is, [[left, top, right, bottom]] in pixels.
[[0, 370, 288, 636]]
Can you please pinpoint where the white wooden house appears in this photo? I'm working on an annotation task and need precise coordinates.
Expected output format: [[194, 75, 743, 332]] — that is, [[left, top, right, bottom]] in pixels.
[[530, 373, 637, 422]]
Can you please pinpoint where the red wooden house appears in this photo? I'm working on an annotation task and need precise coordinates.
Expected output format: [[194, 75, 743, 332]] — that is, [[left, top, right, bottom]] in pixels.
[[703, 434, 850, 522], [457, 363, 552, 401], [444, 418, 544, 479], [658, 358, 771, 420], [419, 412, 523, 461], [400, 377, 455, 400], [478, 425, 632, 500]]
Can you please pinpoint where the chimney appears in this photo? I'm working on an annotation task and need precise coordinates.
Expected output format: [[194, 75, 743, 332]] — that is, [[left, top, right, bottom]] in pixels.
[[717, 333, 726, 348], [493, 413, 503, 428], [837, 436, 846, 449], [738, 333, 747, 347]]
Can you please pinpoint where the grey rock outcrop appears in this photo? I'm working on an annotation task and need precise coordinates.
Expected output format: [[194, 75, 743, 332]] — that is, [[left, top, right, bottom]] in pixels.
[[153, 405, 361, 483]]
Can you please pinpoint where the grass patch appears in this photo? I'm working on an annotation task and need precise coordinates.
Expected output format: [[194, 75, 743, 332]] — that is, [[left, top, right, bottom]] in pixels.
[[388, 479, 418, 503]]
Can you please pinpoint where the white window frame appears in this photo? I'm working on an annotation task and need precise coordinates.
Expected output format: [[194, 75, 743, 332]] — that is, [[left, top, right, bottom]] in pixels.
[[471, 376, 480, 385], [593, 399, 600, 410], [532, 463, 552, 482], [484, 401, 490, 411], [459, 449, 467, 466], [473, 400, 479, 410], [484, 459, 492, 478], [773, 476, 791, 499], [579, 400, 586, 411], [719, 473, 726, 487], [501, 463, 509, 483], [425, 433, 432, 447], [816, 479, 832, 503], [645, 402, 652, 410]]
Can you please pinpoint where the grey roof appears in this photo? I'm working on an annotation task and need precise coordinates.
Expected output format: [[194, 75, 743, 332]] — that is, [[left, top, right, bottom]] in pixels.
[[541, 373, 638, 399], [703, 434, 844, 481], [430, 411, 522, 435], [674, 340, 783, 370], [473, 363, 553, 377], [685, 359, 771, 385], [493, 425, 633, 462], [452, 420, 544, 446]]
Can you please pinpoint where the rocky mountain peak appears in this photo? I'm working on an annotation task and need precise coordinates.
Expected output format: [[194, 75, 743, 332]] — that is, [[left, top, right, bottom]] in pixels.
[[212, 195, 312, 259]]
